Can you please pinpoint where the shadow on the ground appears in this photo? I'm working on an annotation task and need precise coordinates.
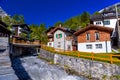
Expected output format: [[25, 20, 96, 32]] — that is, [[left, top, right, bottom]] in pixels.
[[10, 56, 32, 80]]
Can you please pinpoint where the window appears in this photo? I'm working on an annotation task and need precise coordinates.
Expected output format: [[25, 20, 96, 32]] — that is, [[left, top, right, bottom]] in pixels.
[[67, 45, 71, 50], [95, 32, 99, 40], [58, 42, 61, 44], [86, 44, 92, 49], [103, 20, 110, 25], [86, 33, 90, 41], [96, 44, 102, 49], [49, 43, 51, 46], [96, 21, 101, 25], [57, 42, 61, 48], [57, 45, 61, 47], [56, 33, 62, 39]]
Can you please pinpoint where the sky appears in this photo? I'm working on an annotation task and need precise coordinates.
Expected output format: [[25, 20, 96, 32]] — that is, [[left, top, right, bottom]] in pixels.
[[0, 0, 120, 28]]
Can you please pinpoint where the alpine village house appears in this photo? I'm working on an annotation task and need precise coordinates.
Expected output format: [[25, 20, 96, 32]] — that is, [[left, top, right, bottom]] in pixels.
[[47, 26, 77, 51], [74, 25, 113, 53]]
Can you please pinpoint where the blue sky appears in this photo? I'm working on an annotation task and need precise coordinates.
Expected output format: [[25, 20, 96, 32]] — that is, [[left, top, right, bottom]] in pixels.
[[0, 0, 120, 27]]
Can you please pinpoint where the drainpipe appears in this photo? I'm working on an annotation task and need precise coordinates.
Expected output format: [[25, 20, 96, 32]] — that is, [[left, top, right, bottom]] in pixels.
[[64, 32, 65, 52], [105, 40, 108, 53]]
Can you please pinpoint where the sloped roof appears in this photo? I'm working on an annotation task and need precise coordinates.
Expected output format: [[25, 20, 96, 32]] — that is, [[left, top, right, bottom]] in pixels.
[[46, 27, 55, 33], [12, 24, 32, 33], [74, 25, 113, 36], [50, 27, 75, 34]]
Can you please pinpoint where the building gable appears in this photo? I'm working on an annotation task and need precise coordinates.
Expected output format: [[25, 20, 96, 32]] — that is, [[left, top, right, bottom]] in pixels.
[[77, 29, 111, 43], [74, 25, 113, 36]]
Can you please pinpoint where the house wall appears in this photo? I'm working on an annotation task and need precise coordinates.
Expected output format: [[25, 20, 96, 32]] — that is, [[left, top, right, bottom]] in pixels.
[[54, 30, 65, 50], [77, 30, 112, 53], [78, 30, 111, 43], [54, 30, 73, 51], [65, 32, 73, 50], [78, 41, 111, 53], [47, 42, 54, 47], [93, 19, 117, 28], [18, 27, 21, 36]]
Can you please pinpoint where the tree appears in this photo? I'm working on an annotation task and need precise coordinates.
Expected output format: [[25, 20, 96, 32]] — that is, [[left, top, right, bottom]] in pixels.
[[80, 11, 90, 27], [2, 16, 12, 30], [2, 16, 11, 25], [53, 11, 91, 30], [92, 11, 100, 15], [1, 14, 25, 30], [29, 24, 48, 44], [54, 21, 63, 27], [12, 14, 25, 24]]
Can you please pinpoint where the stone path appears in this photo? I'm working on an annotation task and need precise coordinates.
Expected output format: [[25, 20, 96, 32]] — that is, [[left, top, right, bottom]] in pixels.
[[0, 50, 18, 80]]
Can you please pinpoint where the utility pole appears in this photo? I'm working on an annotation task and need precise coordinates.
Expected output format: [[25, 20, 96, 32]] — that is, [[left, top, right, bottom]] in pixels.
[[115, 4, 120, 48]]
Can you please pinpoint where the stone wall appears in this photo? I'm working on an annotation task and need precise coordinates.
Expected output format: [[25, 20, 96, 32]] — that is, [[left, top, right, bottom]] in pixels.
[[0, 37, 9, 50], [39, 49, 120, 80], [39, 49, 55, 60]]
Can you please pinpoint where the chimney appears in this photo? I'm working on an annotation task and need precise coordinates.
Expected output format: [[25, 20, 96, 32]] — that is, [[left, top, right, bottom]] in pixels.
[[59, 24, 62, 27]]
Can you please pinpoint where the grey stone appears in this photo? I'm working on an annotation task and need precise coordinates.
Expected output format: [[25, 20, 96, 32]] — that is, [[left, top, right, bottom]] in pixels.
[[0, 67, 15, 75], [0, 74, 18, 80]]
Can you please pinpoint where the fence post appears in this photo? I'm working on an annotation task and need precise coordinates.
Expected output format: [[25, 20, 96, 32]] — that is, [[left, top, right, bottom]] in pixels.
[[67, 52, 69, 56], [110, 54, 113, 64], [78, 53, 80, 57], [92, 52, 94, 60]]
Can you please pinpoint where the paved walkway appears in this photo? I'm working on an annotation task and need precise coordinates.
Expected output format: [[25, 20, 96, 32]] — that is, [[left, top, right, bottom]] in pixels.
[[0, 49, 18, 80]]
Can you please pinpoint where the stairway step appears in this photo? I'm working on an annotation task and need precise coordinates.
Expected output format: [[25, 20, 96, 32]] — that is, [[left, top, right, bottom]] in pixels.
[[0, 74, 18, 80], [0, 67, 15, 75]]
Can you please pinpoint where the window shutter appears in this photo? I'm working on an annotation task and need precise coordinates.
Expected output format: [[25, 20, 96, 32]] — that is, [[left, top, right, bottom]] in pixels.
[[56, 34, 58, 38], [60, 34, 62, 38]]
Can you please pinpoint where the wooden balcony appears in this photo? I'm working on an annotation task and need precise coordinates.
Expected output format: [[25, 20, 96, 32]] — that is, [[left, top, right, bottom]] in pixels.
[[10, 37, 40, 47]]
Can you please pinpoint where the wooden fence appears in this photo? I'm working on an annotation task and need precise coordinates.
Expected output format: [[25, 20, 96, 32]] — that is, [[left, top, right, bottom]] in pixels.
[[70, 52, 120, 64], [11, 38, 40, 45], [41, 46, 120, 64]]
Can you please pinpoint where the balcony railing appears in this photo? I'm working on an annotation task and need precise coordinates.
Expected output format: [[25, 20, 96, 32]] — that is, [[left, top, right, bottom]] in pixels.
[[11, 37, 40, 45]]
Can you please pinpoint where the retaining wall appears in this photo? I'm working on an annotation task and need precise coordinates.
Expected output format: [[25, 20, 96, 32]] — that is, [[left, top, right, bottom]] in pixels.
[[39, 49, 120, 80]]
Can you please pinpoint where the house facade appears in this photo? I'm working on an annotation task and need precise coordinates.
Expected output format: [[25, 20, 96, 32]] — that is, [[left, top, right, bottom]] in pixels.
[[91, 11, 120, 29], [12, 24, 31, 37], [46, 27, 55, 47], [74, 25, 113, 53], [50, 27, 77, 51]]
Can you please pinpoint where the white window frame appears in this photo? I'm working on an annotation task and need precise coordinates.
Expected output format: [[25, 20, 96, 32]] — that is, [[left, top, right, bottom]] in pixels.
[[103, 20, 110, 25], [96, 44, 102, 49], [95, 32, 99, 41], [86, 33, 90, 41], [86, 44, 92, 49], [96, 21, 101, 25]]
